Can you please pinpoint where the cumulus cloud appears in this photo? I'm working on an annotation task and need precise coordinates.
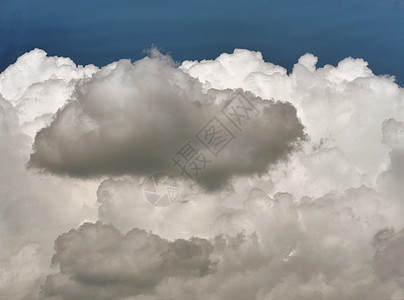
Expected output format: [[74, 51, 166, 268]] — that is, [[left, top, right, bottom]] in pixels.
[[39, 186, 404, 300], [182, 49, 404, 185], [0, 48, 98, 136], [374, 228, 404, 285], [40, 222, 214, 300], [0, 52, 100, 299], [28, 51, 305, 190], [377, 118, 404, 198], [1, 48, 404, 299]]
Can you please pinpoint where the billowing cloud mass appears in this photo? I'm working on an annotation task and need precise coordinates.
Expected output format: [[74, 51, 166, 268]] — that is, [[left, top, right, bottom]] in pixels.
[[28, 51, 305, 190], [1, 48, 404, 299], [41, 222, 213, 300]]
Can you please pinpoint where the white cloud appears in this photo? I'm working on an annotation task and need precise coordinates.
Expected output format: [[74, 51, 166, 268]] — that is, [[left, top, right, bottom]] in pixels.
[[0, 52, 100, 299], [0, 49, 98, 137]]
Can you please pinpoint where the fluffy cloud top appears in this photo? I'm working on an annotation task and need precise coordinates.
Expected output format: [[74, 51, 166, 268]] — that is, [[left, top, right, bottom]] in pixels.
[[0, 49, 98, 137]]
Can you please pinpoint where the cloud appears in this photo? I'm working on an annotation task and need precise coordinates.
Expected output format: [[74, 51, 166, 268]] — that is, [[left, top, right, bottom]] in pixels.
[[0, 48, 404, 299], [0, 52, 100, 299], [0, 48, 98, 136], [40, 222, 214, 300], [382, 118, 404, 150], [377, 118, 404, 198], [182, 49, 404, 184], [28, 51, 305, 190], [374, 228, 404, 285], [39, 186, 404, 300]]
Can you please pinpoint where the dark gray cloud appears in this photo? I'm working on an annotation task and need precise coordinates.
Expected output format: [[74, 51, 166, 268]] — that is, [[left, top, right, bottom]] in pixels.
[[40, 222, 214, 300], [28, 53, 305, 190]]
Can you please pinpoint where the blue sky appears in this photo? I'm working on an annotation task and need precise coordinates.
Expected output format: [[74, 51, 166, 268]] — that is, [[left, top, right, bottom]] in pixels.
[[1, 0, 403, 85]]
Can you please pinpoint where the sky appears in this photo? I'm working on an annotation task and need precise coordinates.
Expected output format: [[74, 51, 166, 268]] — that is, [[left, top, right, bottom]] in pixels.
[[2, 1, 404, 300], [1, 0, 404, 85]]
